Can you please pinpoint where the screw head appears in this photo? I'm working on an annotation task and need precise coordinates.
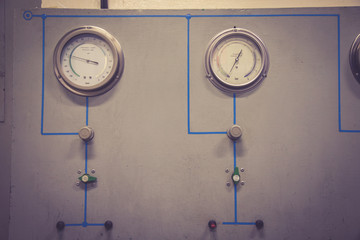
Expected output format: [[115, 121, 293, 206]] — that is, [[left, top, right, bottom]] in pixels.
[[56, 221, 65, 231], [76, 182, 80, 186], [77, 170, 82, 174], [91, 169, 96, 174], [240, 168, 245, 172], [208, 220, 217, 230], [226, 182, 231, 187], [225, 168, 230, 173], [241, 181, 245, 185], [105, 220, 113, 230]]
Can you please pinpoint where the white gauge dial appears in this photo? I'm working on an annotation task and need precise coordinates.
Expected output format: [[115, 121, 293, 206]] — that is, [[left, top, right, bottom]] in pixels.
[[61, 34, 114, 88], [205, 28, 269, 93], [54, 26, 124, 97]]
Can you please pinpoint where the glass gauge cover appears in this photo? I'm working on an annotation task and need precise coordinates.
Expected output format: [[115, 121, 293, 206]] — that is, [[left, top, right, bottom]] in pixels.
[[54, 26, 124, 97], [349, 33, 360, 84], [205, 28, 269, 93]]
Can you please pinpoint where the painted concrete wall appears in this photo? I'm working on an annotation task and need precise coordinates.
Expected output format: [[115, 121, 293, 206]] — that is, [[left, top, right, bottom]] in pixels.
[[7, 6, 360, 240]]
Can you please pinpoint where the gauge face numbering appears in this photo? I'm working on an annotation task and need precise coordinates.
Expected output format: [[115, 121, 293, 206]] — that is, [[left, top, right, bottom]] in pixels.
[[54, 26, 124, 97], [205, 28, 269, 93]]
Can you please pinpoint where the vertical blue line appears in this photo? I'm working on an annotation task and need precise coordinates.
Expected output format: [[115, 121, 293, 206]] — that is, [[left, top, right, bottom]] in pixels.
[[233, 141, 236, 169], [233, 93, 236, 125], [86, 97, 89, 126], [337, 15, 341, 132], [233, 141, 237, 222], [234, 186, 238, 222], [187, 17, 191, 134], [85, 141, 88, 174], [40, 18, 45, 134], [84, 183, 88, 224]]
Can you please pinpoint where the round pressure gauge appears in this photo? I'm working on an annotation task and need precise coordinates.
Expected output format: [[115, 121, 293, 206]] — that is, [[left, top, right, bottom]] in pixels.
[[205, 28, 269, 93], [349, 34, 360, 83], [54, 26, 124, 97]]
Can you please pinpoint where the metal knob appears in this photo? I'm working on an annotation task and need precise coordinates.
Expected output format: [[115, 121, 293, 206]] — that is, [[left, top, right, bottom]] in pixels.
[[227, 125, 242, 141], [79, 126, 94, 142]]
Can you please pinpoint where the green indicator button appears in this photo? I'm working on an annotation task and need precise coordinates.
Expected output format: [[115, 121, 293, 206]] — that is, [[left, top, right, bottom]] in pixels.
[[79, 174, 97, 183], [232, 167, 240, 185]]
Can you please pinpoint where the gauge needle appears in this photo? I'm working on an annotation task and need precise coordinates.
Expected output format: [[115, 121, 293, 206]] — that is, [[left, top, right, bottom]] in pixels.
[[72, 55, 99, 65], [228, 50, 242, 77]]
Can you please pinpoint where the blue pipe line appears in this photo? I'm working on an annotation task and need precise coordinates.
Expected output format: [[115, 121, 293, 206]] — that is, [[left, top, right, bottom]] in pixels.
[[189, 131, 227, 134], [187, 17, 191, 134], [42, 14, 187, 18], [66, 223, 104, 227], [84, 182, 88, 223], [42, 132, 78, 135], [223, 222, 256, 225], [85, 142, 88, 174], [233, 141, 237, 222], [40, 17, 45, 135], [65, 223, 83, 227], [191, 14, 339, 18], [233, 93, 236, 125], [337, 15, 342, 132], [86, 97, 89, 126]]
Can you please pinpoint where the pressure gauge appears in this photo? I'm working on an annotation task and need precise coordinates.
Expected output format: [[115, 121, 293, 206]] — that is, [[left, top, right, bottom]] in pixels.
[[349, 34, 360, 83], [54, 26, 124, 97], [205, 28, 269, 93]]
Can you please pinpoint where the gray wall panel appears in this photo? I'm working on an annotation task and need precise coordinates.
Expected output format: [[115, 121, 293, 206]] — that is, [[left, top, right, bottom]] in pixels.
[[9, 7, 360, 240]]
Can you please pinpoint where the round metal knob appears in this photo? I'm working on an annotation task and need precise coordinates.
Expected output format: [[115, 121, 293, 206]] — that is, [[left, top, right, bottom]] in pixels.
[[227, 125, 242, 141], [78, 126, 94, 142]]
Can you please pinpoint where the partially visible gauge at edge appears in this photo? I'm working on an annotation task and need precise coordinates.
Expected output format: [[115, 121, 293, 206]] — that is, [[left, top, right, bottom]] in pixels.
[[349, 33, 360, 84], [54, 26, 124, 97], [205, 28, 269, 94]]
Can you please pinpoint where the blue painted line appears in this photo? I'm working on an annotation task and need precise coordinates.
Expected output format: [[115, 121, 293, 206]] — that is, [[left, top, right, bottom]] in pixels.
[[87, 223, 105, 226], [42, 132, 78, 135], [65, 223, 83, 227], [35, 14, 187, 18], [191, 14, 339, 18], [189, 131, 227, 134], [233, 141, 237, 222], [86, 97, 89, 126], [40, 18, 45, 135], [187, 16, 191, 134], [233, 141, 236, 169], [85, 142, 88, 174], [233, 93, 236, 125], [84, 182, 88, 223], [338, 15, 342, 132], [223, 222, 256, 225], [340, 129, 360, 133]]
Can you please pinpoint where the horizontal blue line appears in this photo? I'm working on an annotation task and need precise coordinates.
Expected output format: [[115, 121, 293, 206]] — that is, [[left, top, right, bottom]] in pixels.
[[65, 223, 83, 227], [30, 13, 339, 19], [87, 223, 105, 226], [191, 14, 339, 18], [65, 223, 104, 227], [41, 132, 78, 135], [37, 14, 187, 18], [223, 222, 256, 225], [188, 131, 227, 134], [339, 129, 360, 133]]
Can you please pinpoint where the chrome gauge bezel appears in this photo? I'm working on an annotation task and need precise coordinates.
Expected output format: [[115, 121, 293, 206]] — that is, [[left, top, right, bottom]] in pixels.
[[349, 34, 360, 83], [205, 28, 269, 94], [54, 26, 124, 97]]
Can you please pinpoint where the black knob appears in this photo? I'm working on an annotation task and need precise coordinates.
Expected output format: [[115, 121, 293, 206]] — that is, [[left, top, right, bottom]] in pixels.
[[208, 220, 217, 230], [56, 221, 65, 231], [255, 219, 264, 229], [104, 220, 113, 230]]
